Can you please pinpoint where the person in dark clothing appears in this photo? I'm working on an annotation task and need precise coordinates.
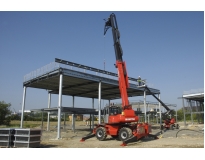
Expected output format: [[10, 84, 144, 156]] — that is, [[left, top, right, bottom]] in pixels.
[[137, 76, 142, 86]]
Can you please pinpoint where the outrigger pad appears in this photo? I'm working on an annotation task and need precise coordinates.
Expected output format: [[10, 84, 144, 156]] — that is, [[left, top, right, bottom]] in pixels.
[[120, 136, 138, 146], [80, 133, 95, 142], [120, 134, 158, 146]]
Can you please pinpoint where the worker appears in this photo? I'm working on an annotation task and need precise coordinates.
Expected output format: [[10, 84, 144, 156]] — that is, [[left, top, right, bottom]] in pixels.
[[137, 76, 142, 86]]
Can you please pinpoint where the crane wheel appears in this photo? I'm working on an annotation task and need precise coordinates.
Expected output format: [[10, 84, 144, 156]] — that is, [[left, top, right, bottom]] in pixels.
[[175, 124, 179, 129], [95, 127, 107, 141], [118, 127, 132, 141]]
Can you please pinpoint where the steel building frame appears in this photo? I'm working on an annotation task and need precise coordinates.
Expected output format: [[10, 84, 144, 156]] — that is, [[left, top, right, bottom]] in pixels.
[[21, 58, 163, 139], [181, 89, 204, 126]]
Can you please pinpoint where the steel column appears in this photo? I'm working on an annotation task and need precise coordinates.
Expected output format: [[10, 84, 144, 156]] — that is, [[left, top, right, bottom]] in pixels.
[[47, 92, 51, 131], [156, 105, 158, 124], [72, 96, 75, 132], [158, 94, 162, 127], [64, 113, 66, 130], [89, 114, 91, 130], [195, 101, 200, 123], [175, 108, 178, 123], [41, 111, 44, 130], [57, 74, 63, 139], [147, 103, 149, 123], [20, 86, 27, 128], [182, 98, 186, 126], [92, 98, 94, 129], [189, 100, 194, 124], [98, 81, 102, 124], [197, 101, 201, 123], [144, 90, 147, 123]]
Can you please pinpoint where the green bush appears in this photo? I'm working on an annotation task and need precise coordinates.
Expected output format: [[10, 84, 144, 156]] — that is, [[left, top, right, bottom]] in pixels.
[[0, 101, 11, 125]]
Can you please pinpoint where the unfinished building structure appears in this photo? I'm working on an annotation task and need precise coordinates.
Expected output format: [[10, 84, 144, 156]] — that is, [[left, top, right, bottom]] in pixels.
[[21, 58, 171, 139], [181, 88, 204, 125]]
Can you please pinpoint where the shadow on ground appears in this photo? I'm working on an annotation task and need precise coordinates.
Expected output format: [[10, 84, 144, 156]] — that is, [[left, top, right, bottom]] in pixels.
[[39, 144, 58, 148]]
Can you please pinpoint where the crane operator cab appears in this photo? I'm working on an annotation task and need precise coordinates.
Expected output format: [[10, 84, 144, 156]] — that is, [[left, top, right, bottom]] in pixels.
[[102, 103, 122, 124]]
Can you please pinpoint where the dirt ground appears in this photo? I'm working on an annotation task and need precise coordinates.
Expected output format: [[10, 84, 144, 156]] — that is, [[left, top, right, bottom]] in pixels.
[[39, 121, 204, 148]]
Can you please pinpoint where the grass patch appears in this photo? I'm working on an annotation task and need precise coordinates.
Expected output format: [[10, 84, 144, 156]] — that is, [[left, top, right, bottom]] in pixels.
[[0, 120, 42, 128], [0, 120, 88, 129]]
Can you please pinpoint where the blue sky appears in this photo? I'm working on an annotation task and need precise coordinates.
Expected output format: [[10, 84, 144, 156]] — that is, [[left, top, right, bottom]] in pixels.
[[0, 11, 204, 112]]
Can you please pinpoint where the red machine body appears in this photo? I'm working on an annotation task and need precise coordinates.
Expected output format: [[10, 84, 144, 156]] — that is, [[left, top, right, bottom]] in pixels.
[[162, 117, 179, 130]]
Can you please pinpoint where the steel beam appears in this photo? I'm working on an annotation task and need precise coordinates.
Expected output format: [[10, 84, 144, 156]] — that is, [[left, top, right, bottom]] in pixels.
[[63, 69, 119, 86], [73, 86, 119, 97], [55, 58, 140, 82], [49, 81, 97, 94]]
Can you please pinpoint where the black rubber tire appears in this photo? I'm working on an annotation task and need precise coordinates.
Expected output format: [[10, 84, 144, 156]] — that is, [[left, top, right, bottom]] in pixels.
[[118, 127, 132, 141], [175, 124, 179, 129], [95, 127, 107, 141], [170, 124, 174, 130]]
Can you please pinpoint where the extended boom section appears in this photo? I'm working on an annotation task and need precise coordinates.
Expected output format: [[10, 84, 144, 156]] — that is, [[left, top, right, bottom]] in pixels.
[[140, 85, 179, 130], [144, 86, 171, 114], [104, 13, 132, 114]]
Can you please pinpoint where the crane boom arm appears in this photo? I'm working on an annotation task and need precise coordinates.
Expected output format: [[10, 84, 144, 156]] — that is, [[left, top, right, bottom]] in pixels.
[[144, 86, 174, 117], [145, 86, 171, 111], [104, 13, 130, 110], [104, 13, 123, 62]]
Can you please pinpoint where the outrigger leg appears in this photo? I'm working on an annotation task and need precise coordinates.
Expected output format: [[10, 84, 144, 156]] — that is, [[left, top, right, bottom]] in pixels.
[[120, 134, 159, 146], [80, 133, 95, 142], [148, 134, 159, 139], [121, 136, 138, 146]]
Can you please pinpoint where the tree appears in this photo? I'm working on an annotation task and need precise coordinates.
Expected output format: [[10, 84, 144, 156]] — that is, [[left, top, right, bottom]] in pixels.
[[0, 101, 11, 125], [10, 114, 21, 120], [176, 108, 191, 121], [175, 108, 184, 121], [176, 108, 204, 123]]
